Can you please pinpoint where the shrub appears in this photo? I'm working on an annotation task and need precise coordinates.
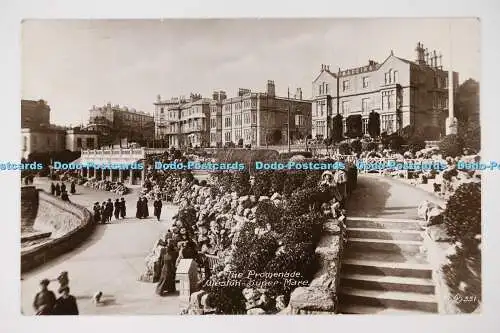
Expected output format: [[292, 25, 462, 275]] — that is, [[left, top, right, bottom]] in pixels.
[[408, 135, 426, 153], [255, 201, 283, 229], [331, 114, 344, 143], [265, 242, 317, 298], [444, 182, 481, 247], [463, 125, 481, 152], [338, 142, 351, 155], [346, 115, 363, 138], [368, 111, 381, 138], [439, 134, 465, 158], [350, 139, 362, 154], [231, 170, 251, 196], [389, 135, 405, 152]]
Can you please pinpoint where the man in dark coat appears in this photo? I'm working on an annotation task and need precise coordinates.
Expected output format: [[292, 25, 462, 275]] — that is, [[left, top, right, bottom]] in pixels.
[[153, 197, 162, 221], [60, 182, 66, 194], [33, 279, 56, 315], [70, 181, 76, 194], [114, 199, 120, 220], [50, 183, 56, 195], [55, 183, 61, 196], [53, 287, 79, 315], [105, 199, 113, 222], [120, 198, 126, 219]]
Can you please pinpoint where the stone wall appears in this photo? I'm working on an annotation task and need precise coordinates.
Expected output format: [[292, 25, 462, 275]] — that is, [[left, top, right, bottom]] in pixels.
[[21, 190, 94, 273], [288, 216, 346, 314], [21, 186, 39, 231]]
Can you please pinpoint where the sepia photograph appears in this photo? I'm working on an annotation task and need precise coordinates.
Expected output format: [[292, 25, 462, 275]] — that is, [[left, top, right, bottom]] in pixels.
[[19, 18, 481, 315]]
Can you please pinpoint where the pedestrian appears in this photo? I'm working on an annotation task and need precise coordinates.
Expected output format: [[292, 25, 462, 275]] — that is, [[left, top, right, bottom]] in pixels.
[[50, 182, 56, 195], [60, 182, 66, 194], [33, 279, 56, 315], [55, 183, 61, 196], [156, 240, 178, 296], [136, 197, 142, 219], [93, 202, 101, 223], [101, 202, 107, 223], [53, 287, 79, 315], [61, 191, 70, 202], [56, 271, 69, 294], [105, 199, 113, 223], [114, 199, 120, 220], [153, 197, 162, 221], [142, 197, 149, 218], [120, 197, 126, 219], [70, 181, 76, 194]]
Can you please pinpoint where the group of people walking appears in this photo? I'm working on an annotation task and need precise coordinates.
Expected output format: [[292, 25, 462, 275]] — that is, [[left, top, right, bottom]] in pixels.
[[135, 196, 163, 221], [93, 198, 126, 224], [32, 271, 78, 315], [50, 181, 76, 202]]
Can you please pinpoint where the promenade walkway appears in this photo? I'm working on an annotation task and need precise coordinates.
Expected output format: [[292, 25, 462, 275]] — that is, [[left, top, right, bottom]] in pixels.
[[21, 178, 181, 315]]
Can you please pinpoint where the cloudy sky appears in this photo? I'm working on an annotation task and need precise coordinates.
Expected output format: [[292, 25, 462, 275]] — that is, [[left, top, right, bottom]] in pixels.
[[21, 18, 480, 126]]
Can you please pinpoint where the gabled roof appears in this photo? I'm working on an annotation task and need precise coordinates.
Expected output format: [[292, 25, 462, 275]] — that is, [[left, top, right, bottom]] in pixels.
[[312, 69, 337, 83]]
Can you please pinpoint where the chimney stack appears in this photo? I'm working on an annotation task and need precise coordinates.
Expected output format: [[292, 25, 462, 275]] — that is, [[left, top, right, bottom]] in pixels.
[[267, 80, 275, 97]]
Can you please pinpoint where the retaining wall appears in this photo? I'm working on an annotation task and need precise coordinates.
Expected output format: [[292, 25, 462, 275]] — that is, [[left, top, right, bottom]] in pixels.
[[21, 190, 95, 273]]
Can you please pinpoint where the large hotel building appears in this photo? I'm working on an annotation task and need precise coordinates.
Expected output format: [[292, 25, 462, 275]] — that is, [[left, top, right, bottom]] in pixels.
[[155, 80, 312, 148], [311, 42, 458, 140]]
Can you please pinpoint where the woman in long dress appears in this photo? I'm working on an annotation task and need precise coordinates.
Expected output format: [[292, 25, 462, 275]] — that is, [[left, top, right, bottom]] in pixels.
[[142, 197, 149, 218], [155, 242, 178, 296], [136, 198, 142, 219]]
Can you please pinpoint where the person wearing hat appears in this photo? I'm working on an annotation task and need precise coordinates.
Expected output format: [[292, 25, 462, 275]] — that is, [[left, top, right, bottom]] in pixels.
[[53, 286, 79, 315], [56, 271, 69, 294], [153, 196, 163, 222], [114, 199, 121, 220], [33, 279, 56, 315], [120, 198, 126, 219], [93, 202, 101, 223]]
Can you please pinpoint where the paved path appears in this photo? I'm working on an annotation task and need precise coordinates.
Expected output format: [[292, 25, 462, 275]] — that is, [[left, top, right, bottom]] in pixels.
[[346, 174, 444, 219], [21, 178, 182, 315]]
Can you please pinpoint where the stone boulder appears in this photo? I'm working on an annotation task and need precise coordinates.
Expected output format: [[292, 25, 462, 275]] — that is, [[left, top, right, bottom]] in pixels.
[[247, 308, 266, 315], [289, 287, 336, 314], [323, 220, 341, 235], [427, 224, 451, 242], [417, 200, 438, 220], [420, 206, 445, 228], [187, 290, 208, 315]]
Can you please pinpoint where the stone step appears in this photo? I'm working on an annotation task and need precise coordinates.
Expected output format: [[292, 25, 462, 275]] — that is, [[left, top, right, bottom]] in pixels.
[[340, 273, 435, 294], [347, 227, 423, 241], [346, 237, 422, 254], [339, 287, 438, 313], [346, 217, 422, 231], [342, 258, 432, 279], [339, 304, 432, 315]]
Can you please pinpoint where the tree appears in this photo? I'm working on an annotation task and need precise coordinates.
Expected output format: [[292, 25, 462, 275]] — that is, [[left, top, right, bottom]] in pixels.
[[456, 79, 480, 135], [463, 125, 481, 152], [346, 115, 363, 138], [331, 114, 344, 142], [368, 111, 380, 138]]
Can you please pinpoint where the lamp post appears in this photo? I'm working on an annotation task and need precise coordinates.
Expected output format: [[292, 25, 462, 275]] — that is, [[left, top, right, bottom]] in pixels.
[[445, 19, 458, 135], [287, 87, 291, 153]]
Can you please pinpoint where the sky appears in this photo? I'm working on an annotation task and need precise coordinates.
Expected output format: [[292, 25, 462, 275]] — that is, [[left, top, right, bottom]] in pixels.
[[21, 18, 480, 126]]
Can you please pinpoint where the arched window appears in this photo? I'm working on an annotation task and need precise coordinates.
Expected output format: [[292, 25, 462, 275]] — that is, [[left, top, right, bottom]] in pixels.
[[388, 69, 393, 83], [393, 71, 399, 83]]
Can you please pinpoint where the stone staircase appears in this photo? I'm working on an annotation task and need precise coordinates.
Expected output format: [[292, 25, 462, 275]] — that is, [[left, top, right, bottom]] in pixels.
[[338, 216, 438, 314]]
